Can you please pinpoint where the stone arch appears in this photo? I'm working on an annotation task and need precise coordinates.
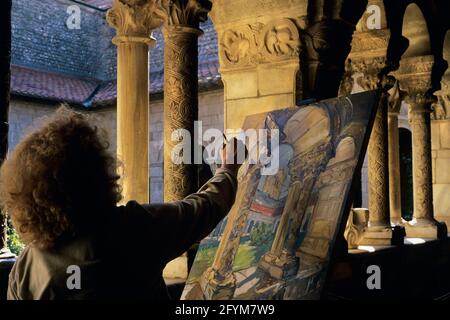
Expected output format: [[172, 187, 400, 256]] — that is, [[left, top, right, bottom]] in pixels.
[[401, 3, 431, 58]]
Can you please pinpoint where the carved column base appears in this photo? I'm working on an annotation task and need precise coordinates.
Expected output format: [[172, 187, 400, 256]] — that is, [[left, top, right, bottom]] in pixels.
[[358, 224, 405, 246], [345, 209, 369, 249], [390, 217, 405, 226], [405, 218, 447, 239], [258, 250, 299, 280], [200, 267, 236, 300]]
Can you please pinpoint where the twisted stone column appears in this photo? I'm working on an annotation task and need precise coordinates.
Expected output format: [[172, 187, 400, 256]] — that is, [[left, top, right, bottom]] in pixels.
[[163, 26, 202, 201], [107, 0, 161, 203]]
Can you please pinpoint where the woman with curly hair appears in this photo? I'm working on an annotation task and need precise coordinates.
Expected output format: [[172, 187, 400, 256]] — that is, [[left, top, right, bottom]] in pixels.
[[1, 107, 240, 300]]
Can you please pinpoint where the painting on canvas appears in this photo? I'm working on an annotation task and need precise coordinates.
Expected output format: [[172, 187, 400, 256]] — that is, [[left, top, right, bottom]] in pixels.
[[182, 91, 379, 300]]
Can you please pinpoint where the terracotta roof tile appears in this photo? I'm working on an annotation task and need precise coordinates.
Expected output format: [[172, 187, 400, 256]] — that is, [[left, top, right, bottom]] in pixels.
[[11, 65, 100, 105]]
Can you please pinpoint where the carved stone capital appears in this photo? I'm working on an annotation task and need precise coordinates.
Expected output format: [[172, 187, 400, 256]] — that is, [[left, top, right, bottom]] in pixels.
[[107, 0, 162, 44], [154, 0, 211, 29], [405, 92, 436, 114], [387, 80, 406, 114], [350, 29, 390, 58], [394, 55, 434, 106], [340, 56, 386, 95]]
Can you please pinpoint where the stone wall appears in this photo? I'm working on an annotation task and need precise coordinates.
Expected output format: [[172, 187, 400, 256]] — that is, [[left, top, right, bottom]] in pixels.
[[9, 89, 224, 203], [432, 119, 450, 226], [8, 97, 116, 152], [12, 0, 117, 81]]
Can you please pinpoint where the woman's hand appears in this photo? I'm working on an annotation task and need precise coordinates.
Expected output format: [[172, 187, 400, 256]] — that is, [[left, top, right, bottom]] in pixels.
[[219, 137, 247, 176]]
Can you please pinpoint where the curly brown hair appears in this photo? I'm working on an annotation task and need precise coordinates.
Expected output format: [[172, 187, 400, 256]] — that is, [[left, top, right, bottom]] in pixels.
[[0, 106, 122, 249]]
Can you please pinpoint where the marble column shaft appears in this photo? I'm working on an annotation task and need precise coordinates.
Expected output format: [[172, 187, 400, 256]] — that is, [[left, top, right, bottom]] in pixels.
[[115, 37, 152, 203], [388, 110, 402, 224], [409, 103, 434, 221]]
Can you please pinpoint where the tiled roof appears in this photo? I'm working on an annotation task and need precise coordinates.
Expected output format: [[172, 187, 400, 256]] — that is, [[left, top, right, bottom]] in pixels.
[[92, 59, 221, 106], [11, 0, 221, 107], [11, 65, 100, 105], [11, 58, 221, 107]]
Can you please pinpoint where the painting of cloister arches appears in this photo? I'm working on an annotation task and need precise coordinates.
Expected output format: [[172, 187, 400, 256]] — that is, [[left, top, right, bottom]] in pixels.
[[182, 91, 379, 300]]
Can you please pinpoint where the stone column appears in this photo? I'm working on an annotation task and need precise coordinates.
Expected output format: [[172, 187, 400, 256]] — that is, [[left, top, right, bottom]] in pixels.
[[107, 0, 161, 203], [338, 1, 406, 245], [395, 55, 447, 239], [358, 85, 400, 245], [0, 0, 11, 254], [155, 1, 210, 202], [387, 82, 404, 225]]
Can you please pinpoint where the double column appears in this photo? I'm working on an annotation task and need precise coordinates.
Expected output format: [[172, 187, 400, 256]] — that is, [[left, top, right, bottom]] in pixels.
[[395, 56, 447, 239], [358, 77, 405, 245], [107, 0, 211, 204]]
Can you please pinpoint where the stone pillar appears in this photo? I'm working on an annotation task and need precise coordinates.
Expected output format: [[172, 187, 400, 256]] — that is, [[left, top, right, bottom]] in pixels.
[[395, 55, 447, 239], [0, 0, 11, 254], [339, 1, 405, 245], [387, 83, 404, 225], [107, 0, 161, 203], [156, 0, 211, 201]]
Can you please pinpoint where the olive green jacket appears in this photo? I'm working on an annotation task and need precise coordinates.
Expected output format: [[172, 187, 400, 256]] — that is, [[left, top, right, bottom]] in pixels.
[[7, 168, 237, 300]]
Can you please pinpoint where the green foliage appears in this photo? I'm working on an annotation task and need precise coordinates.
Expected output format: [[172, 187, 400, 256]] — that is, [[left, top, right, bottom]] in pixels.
[[6, 218, 24, 255], [249, 223, 272, 247]]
